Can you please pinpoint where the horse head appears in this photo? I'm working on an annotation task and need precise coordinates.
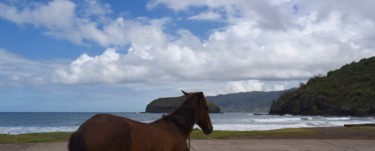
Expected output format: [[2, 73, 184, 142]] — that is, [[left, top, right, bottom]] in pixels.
[[182, 90, 213, 135]]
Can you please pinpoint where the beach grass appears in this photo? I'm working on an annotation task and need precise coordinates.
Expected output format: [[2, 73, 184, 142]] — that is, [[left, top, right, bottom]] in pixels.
[[1, 126, 375, 144], [0, 128, 316, 144]]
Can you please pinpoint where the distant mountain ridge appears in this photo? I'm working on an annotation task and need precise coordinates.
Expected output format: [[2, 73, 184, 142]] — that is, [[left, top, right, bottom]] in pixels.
[[145, 96, 221, 113], [207, 89, 294, 112], [145, 89, 293, 113]]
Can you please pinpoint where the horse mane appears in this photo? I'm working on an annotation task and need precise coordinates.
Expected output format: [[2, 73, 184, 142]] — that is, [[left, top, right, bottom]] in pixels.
[[162, 97, 197, 136]]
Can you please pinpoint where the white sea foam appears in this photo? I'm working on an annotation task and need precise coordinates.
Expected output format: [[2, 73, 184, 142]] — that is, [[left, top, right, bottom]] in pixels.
[[1, 113, 374, 134], [213, 123, 312, 131], [213, 121, 372, 131], [0, 126, 78, 135], [323, 117, 351, 121], [252, 117, 301, 123], [301, 117, 313, 120]]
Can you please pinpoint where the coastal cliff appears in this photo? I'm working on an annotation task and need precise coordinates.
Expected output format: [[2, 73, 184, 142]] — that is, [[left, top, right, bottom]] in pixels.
[[269, 57, 375, 116]]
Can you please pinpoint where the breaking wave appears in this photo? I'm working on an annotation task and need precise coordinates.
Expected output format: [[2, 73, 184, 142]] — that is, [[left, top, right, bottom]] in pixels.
[[1, 112, 374, 134]]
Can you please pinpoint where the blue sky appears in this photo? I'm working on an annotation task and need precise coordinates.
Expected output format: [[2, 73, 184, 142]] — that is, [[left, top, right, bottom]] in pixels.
[[1, 0, 375, 112]]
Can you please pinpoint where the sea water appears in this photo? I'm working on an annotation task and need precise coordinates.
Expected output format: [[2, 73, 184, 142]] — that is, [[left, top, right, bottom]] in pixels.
[[0, 112, 374, 134]]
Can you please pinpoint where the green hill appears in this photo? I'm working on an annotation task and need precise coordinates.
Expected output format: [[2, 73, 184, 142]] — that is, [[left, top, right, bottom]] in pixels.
[[269, 57, 375, 116], [145, 96, 221, 113]]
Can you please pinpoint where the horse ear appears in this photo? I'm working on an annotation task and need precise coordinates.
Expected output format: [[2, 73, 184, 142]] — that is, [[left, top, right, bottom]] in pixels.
[[181, 90, 190, 97], [199, 92, 207, 104], [197, 92, 204, 99]]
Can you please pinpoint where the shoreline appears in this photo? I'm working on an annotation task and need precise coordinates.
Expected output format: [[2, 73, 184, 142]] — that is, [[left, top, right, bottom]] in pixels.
[[1, 126, 374, 151], [1, 126, 375, 144], [2, 112, 373, 134]]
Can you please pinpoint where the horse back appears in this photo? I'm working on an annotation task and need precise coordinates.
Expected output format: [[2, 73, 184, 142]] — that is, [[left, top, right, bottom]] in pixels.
[[72, 113, 187, 151], [76, 114, 136, 151]]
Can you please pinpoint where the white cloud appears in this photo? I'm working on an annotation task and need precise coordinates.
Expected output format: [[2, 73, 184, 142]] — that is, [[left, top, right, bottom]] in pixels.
[[0, 48, 62, 87], [81, 0, 112, 17], [147, 0, 206, 11], [227, 80, 264, 92], [188, 10, 222, 21], [53, 0, 375, 90], [0, 0, 128, 47], [224, 80, 295, 94], [3, 0, 375, 112], [2, 0, 375, 95], [0, 0, 75, 29], [53, 48, 149, 84]]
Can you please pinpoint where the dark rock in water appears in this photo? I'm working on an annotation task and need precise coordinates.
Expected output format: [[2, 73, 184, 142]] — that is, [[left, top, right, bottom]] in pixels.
[[145, 96, 221, 113], [344, 123, 375, 127], [269, 56, 375, 116]]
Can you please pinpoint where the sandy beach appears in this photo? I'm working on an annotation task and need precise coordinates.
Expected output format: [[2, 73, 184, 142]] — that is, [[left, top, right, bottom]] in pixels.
[[0, 139, 374, 151], [1, 127, 375, 151]]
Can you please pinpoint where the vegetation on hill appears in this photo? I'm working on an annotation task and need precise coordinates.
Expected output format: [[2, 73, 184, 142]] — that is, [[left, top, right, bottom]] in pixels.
[[269, 57, 375, 116], [145, 96, 221, 113], [207, 90, 293, 113]]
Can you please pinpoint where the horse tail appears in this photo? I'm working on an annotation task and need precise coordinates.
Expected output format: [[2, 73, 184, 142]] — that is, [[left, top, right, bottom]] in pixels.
[[68, 131, 85, 151]]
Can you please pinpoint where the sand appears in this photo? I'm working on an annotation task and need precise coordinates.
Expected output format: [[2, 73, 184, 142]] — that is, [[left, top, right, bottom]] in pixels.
[[1, 127, 375, 151], [0, 139, 374, 151]]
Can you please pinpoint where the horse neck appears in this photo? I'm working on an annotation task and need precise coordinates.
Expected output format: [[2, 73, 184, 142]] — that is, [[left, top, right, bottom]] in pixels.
[[162, 103, 196, 138]]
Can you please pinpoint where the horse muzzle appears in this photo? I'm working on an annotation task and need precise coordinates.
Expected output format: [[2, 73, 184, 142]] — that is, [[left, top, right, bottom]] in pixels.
[[203, 126, 213, 135]]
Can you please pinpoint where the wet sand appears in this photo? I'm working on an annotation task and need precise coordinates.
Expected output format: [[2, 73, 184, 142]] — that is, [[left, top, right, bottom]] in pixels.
[[1, 139, 374, 151]]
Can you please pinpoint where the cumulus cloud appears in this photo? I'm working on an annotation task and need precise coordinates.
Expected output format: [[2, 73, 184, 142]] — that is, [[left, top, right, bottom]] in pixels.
[[188, 10, 222, 21], [227, 80, 264, 92], [0, 0, 131, 48], [0, 0, 76, 29], [225, 80, 297, 93], [2, 0, 375, 94], [53, 48, 151, 84], [52, 0, 375, 89]]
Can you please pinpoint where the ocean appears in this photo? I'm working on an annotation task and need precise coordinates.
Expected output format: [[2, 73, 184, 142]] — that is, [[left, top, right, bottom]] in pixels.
[[0, 112, 374, 134]]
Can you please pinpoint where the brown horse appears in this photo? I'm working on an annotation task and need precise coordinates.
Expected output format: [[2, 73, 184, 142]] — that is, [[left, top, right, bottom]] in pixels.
[[68, 91, 213, 151]]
